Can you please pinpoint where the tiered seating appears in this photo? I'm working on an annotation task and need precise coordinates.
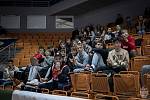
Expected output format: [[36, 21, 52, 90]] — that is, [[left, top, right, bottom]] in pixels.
[[1, 32, 72, 67]]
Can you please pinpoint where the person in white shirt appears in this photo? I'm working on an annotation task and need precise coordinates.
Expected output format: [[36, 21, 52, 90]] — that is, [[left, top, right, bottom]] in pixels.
[[107, 38, 129, 73]]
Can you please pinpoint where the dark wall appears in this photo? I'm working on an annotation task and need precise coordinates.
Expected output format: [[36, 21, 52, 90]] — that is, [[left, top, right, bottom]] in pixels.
[[75, 0, 150, 28]]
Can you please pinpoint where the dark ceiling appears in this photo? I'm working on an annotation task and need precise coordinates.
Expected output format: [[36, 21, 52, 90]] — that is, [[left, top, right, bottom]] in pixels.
[[0, 0, 63, 7], [51, 0, 122, 15]]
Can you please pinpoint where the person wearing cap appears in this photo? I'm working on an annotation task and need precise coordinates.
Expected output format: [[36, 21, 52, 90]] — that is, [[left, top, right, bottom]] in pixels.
[[38, 52, 70, 90], [73, 43, 90, 72], [121, 29, 136, 58], [107, 38, 129, 73]]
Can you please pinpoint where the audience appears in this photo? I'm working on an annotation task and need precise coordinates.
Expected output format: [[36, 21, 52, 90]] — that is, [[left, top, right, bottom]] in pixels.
[[2, 10, 150, 94]]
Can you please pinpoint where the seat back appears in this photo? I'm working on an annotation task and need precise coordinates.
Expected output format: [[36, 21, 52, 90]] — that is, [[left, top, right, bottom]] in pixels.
[[113, 74, 138, 97], [70, 72, 91, 92], [120, 71, 140, 95], [142, 45, 150, 56], [131, 56, 150, 71], [95, 94, 119, 100], [91, 73, 110, 94], [52, 90, 67, 96], [71, 92, 91, 99]]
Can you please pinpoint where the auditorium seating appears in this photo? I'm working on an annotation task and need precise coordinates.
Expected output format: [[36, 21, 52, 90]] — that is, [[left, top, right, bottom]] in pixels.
[[1, 32, 72, 67], [70, 72, 91, 93], [130, 56, 150, 72], [52, 90, 68, 96], [113, 74, 140, 99], [95, 94, 119, 100], [91, 72, 110, 94], [71, 92, 91, 99]]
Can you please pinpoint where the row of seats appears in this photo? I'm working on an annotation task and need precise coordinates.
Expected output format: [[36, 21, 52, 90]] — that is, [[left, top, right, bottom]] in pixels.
[[69, 71, 150, 99], [1, 32, 71, 67], [1, 71, 149, 100]]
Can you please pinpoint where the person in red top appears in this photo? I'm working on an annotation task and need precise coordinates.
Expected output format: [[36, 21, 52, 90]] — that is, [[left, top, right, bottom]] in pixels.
[[33, 46, 45, 62], [121, 29, 137, 58]]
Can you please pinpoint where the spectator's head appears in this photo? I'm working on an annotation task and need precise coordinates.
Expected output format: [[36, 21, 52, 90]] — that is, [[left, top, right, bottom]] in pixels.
[[94, 36, 100, 43], [139, 16, 143, 21], [81, 27, 85, 32], [72, 40, 77, 47], [116, 25, 121, 31], [30, 57, 39, 66], [38, 46, 45, 55], [45, 50, 50, 56], [121, 29, 129, 39], [66, 38, 71, 44], [107, 28, 112, 33], [54, 52, 63, 69], [71, 47, 77, 56], [47, 44, 53, 49], [59, 41, 66, 49], [7, 60, 14, 68], [95, 42, 103, 49], [60, 48, 66, 57], [77, 44, 83, 53], [113, 38, 122, 51]]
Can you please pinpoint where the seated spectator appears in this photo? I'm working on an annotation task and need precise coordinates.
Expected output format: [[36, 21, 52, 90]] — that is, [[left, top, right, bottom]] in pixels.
[[17, 57, 42, 88], [82, 39, 92, 54], [121, 29, 136, 58], [3, 60, 19, 79], [73, 43, 89, 72], [65, 38, 71, 54], [71, 29, 79, 40], [47, 44, 55, 56], [91, 42, 107, 72], [115, 25, 122, 37], [107, 38, 129, 74], [40, 50, 54, 67], [66, 47, 78, 72], [33, 46, 45, 62], [115, 13, 124, 26], [104, 28, 115, 44], [0, 60, 19, 86], [39, 50, 54, 77], [126, 16, 132, 31], [38, 52, 70, 90], [92, 36, 101, 47], [87, 25, 96, 42], [136, 16, 146, 35]]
